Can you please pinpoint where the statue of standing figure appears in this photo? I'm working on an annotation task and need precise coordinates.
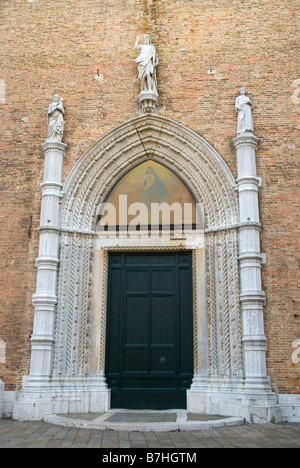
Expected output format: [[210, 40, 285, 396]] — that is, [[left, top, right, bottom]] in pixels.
[[235, 87, 254, 134], [47, 94, 65, 141], [134, 35, 158, 95]]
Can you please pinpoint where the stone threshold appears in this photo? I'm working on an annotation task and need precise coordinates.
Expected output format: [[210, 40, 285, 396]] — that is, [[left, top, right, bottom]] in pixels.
[[43, 410, 244, 432]]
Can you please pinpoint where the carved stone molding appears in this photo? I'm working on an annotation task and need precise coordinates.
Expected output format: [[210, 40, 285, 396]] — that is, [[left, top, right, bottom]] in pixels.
[[42, 140, 67, 151], [233, 132, 259, 150], [53, 233, 94, 376], [61, 115, 238, 233], [205, 229, 242, 378], [54, 114, 241, 385]]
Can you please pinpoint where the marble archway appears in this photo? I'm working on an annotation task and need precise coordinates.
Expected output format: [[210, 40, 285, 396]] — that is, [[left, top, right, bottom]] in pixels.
[[53, 114, 242, 408], [14, 114, 277, 423]]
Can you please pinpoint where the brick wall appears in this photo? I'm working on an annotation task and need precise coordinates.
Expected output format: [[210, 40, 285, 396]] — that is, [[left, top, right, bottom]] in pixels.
[[0, 0, 299, 393]]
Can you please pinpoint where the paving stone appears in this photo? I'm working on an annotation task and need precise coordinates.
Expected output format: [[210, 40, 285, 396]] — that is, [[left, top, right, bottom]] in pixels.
[[0, 419, 299, 448], [106, 412, 177, 423]]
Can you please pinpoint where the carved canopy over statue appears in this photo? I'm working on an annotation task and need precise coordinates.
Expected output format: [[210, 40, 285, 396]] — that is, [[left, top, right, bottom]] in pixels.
[[134, 35, 158, 95], [235, 87, 254, 135], [47, 94, 65, 141]]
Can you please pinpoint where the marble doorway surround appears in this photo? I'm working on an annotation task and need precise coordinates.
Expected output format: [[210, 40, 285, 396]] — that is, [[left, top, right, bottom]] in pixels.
[[13, 114, 280, 423]]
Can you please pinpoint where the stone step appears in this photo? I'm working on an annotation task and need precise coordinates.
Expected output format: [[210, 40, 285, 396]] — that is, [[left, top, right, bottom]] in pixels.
[[43, 410, 244, 432]]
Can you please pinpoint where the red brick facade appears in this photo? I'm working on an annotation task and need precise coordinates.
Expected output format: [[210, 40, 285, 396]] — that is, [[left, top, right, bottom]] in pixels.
[[0, 0, 299, 393]]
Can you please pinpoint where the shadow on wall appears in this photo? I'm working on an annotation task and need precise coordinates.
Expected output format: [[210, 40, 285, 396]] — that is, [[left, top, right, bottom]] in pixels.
[[0, 340, 6, 364], [0, 80, 6, 104]]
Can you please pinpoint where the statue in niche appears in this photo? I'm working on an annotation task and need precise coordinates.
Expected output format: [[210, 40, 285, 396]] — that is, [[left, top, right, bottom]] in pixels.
[[235, 87, 254, 134], [134, 34, 158, 95], [46, 94, 65, 141]]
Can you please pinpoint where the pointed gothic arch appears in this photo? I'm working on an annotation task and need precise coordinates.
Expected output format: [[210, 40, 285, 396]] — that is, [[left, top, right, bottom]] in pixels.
[[61, 114, 238, 232], [53, 114, 243, 398]]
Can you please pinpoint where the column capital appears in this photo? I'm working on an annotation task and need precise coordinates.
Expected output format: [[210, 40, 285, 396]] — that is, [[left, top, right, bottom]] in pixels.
[[233, 132, 259, 149], [42, 140, 68, 155]]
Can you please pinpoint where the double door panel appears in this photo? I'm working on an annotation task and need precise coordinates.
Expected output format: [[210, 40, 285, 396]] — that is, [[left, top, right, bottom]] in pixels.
[[105, 252, 194, 409]]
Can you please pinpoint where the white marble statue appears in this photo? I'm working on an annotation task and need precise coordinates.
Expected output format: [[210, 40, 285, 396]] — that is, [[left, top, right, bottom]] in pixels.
[[134, 35, 158, 95], [235, 87, 254, 134], [47, 94, 65, 141]]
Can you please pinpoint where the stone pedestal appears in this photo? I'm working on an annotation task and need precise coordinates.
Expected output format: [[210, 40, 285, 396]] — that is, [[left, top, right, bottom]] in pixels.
[[138, 91, 159, 114], [12, 375, 110, 421], [30, 140, 67, 379]]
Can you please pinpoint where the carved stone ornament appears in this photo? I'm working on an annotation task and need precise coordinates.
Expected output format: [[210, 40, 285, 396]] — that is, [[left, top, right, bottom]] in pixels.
[[55, 115, 241, 383], [47, 94, 65, 141]]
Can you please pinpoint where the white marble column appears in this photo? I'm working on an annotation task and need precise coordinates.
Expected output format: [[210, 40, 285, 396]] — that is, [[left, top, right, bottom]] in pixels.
[[30, 140, 67, 380], [13, 138, 67, 420], [233, 132, 271, 392]]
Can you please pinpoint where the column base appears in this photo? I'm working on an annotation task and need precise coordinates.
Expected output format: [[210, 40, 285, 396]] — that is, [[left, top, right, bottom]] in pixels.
[[13, 375, 111, 421], [187, 376, 281, 424]]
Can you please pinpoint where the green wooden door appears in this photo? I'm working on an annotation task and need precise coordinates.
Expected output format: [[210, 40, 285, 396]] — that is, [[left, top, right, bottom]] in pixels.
[[105, 252, 194, 409]]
